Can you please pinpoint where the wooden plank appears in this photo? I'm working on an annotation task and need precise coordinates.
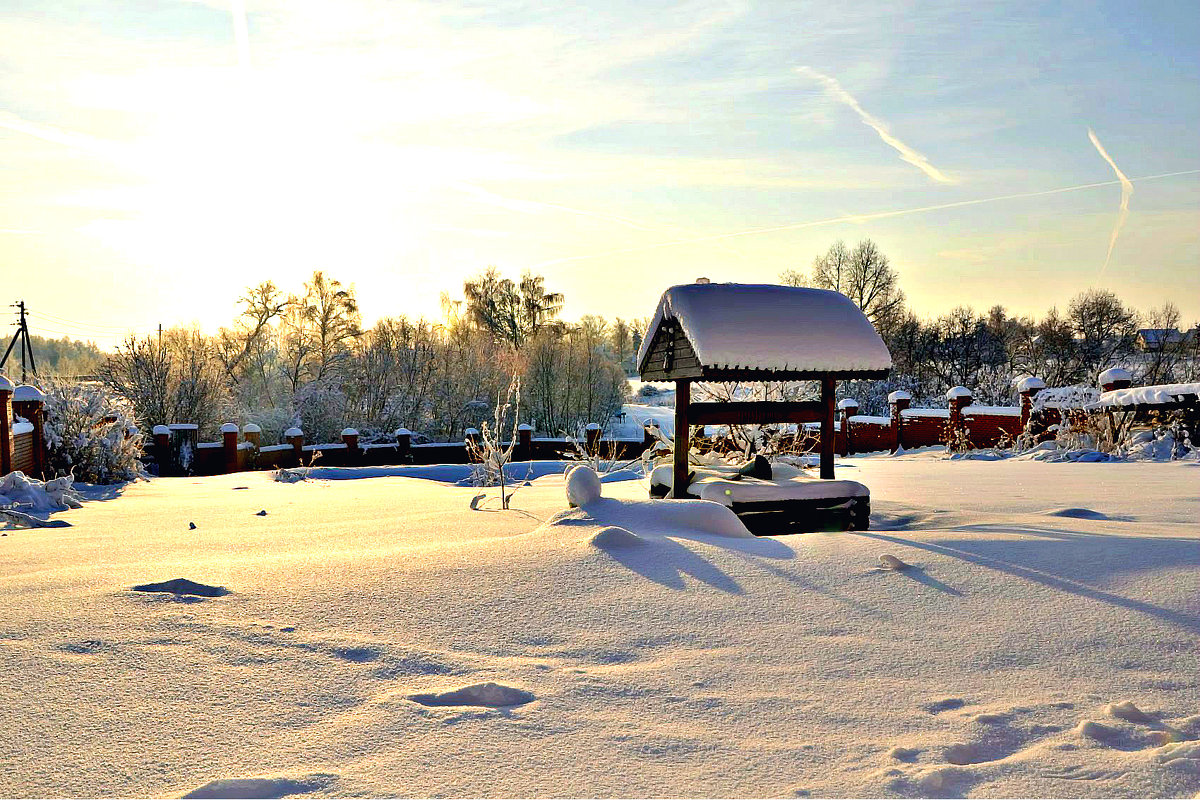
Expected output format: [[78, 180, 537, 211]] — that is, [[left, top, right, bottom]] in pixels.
[[672, 379, 691, 499], [687, 401, 825, 426], [820, 377, 835, 479]]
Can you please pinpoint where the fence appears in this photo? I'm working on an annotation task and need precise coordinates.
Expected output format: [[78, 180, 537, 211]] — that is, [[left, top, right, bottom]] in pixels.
[[4, 374, 1196, 480]]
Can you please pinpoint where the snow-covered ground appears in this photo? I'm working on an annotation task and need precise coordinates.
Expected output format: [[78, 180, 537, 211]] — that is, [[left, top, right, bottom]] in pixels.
[[1, 453, 1198, 798]]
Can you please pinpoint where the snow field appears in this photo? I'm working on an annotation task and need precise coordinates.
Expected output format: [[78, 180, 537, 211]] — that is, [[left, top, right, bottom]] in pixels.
[[0, 453, 1196, 797]]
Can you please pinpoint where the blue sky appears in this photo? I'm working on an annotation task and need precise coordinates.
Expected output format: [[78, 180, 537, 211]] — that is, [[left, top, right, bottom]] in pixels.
[[1, 0, 1197, 346]]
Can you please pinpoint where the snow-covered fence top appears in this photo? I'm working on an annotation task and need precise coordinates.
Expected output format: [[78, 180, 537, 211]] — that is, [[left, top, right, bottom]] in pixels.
[[637, 282, 892, 378], [1099, 382, 1200, 408]]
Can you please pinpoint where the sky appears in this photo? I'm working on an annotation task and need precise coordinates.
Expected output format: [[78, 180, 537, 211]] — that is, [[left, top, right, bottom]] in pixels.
[[1, 0, 1198, 349]]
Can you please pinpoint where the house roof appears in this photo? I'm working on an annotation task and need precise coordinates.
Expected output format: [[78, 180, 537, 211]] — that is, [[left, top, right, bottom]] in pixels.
[[636, 282, 892, 380]]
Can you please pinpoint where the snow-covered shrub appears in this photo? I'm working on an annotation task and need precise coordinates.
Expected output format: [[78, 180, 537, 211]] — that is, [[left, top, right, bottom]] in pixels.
[[40, 380, 144, 484]]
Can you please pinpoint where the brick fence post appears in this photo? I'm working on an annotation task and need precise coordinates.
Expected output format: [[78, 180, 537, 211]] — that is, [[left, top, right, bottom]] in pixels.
[[516, 423, 532, 461], [888, 391, 911, 452], [242, 423, 261, 450], [220, 423, 240, 474], [585, 422, 601, 454], [341, 427, 359, 465], [0, 375, 13, 475], [464, 428, 480, 462], [394, 427, 411, 462], [1016, 376, 1045, 429], [837, 398, 858, 456], [152, 425, 171, 475], [1098, 367, 1132, 393], [946, 386, 973, 444], [285, 426, 304, 466], [13, 385, 47, 477]]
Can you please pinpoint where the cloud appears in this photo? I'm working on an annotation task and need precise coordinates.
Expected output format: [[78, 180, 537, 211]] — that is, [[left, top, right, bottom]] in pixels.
[[797, 66, 956, 185], [1087, 128, 1133, 278]]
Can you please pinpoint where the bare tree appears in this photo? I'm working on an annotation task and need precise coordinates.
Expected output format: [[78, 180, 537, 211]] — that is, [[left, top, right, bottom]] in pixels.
[[782, 239, 906, 336], [1067, 288, 1139, 381]]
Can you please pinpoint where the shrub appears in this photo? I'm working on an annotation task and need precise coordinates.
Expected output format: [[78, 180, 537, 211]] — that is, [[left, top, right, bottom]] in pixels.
[[39, 380, 144, 483]]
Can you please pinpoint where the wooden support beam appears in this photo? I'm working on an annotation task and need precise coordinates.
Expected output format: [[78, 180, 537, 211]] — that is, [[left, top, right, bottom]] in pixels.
[[672, 379, 691, 498], [688, 400, 825, 426], [820, 377, 835, 479]]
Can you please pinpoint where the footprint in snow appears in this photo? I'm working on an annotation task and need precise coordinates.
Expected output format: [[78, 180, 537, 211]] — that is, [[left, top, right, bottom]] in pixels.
[[132, 578, 229, 598], [183, 772, 337, 799], [409, 681, 534, 708]]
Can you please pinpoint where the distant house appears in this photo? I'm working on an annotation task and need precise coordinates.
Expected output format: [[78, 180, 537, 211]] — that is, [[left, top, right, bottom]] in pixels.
[[1137, 328, 1184, 352]]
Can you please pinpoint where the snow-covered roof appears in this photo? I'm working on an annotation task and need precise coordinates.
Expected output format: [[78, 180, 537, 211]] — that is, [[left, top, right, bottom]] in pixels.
[[0, 374, 13, 392], [637, 283, 891, 377], [887, 390, 911, 403], [220, 423, 240, 434], [1099, 382, 1200, 407], [12, 385, 44, 402], [1014, 376, 1045, 392], [1098, 367, 1132, 385], [946, 386, 972, 400]]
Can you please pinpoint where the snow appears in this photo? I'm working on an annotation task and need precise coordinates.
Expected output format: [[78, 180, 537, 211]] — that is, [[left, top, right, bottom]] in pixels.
[[1100, 367, 1133, 385], [1, 456, 1198, 797], [302, 443, 347, 451], [464, 427, 479, 436], [168, 423, 198, 431], [341, 428, 359, 437], [1101, 382, 1200, 407], [1015, 376, 1046, 392], [195, 442, 221, 450], [394, 428, 411, 436], [850, 414, 891, 424], [888, 390, 912, 402], [636, 283, 892, 375], [0, 374, 13, 391], [565, 465, 602, 507], [517, 424, 533, 432], [837, 398, 859, 409], [946, 385, 973, 399], [963, 405, 1022, 417], [12, 421, 34, 435], [12, 385, 44, 402], [220, 423, 239, 434], [152, 425, 170, 436], [258, 444, 292, 453], [698, 477, 869, 506], [241, 423, 261, 434], [903, 407, 951, 418], [283, 427, 303, 438], [585, 422, 600, 431]]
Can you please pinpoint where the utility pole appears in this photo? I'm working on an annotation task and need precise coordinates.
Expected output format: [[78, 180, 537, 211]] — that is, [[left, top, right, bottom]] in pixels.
[[0, 300, 37, 382]]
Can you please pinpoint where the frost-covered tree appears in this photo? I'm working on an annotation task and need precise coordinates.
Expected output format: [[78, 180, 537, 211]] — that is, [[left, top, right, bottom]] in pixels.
[[40, 379, 143, 483], [782, 239, 907, 338]]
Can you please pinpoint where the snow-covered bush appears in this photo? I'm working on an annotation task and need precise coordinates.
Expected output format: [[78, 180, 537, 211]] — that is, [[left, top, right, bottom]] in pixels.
[[466, 374, 521, 509], [293, 379, 348, 445], [40, 380, 143, 484]]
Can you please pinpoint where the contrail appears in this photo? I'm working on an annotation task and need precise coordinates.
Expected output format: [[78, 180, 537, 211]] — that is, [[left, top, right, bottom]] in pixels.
[[231, 0, 251, 70], [529, 169, 1200, 269], [1087, 128, 1133, 278], [798, 66, 956, 185]]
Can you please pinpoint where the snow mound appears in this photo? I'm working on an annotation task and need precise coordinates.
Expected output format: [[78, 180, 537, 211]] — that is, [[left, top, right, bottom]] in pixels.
[[1106, 700, 1154, 724], [131, 578, 229, 597], [409, 681, 534, 707], [546, 497, 753, 540], [588, 526, 646, 549], [183, 772, 337, 798], [0, 473, 83, 513], [566, 465, 602, 508]]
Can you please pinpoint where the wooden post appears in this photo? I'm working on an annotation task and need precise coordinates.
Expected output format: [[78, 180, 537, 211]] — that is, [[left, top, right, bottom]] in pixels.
[[837, 398, 857, 456], [820, 377, 835, 479], [242, 423, 262, 450], [285, 426, 304, 466], [585, 422, 601, 454], [341, 428, 359, 464], [672, 379, 690, 498]]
